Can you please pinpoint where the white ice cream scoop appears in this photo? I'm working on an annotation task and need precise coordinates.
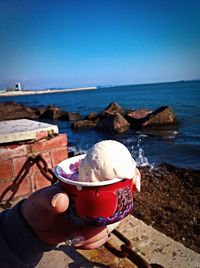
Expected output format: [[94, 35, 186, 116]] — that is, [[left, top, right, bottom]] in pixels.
[[78, 140, 140, 190]]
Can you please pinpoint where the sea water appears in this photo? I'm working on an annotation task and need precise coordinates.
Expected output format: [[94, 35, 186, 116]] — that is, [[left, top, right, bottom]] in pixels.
[[1, 80, 200, 169]]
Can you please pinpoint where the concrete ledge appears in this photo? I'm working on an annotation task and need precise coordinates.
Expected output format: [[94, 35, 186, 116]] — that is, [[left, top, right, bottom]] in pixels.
[[38, 215, 200, 268], [117, 215, 200, 267], [0, 119, 58, 144]]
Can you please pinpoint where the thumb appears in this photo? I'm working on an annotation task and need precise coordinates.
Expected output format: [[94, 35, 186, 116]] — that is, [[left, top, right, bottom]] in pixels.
[[51, 192, 69, 213], [22, 185, 70, 219]]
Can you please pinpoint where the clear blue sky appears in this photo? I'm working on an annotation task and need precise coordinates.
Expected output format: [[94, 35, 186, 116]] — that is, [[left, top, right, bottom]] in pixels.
[[0, 0, 200, 89]]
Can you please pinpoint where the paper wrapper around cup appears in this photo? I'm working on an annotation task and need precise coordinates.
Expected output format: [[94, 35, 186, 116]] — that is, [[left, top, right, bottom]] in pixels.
[[55, 155, 137, 226]]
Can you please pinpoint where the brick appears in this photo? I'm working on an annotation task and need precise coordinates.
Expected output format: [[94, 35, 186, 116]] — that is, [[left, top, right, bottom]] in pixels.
[[32, 151, 53, 189], [35, 171, 51, 190], [0, 159, 13, 180], [31, 151, 52, 175], [51, 147, 68, 167], [0, 176, 32, 202], [31, 134, 67, 153], [39, 151, 52, 169], [12, 156, 34, 177], [28, 165, 37, 191], [0, 144, 31, 160]]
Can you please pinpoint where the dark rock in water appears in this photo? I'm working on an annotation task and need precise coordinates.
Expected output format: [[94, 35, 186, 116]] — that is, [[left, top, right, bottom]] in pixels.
[[0, 102, 179, 137], [85, 112, 98, 121], [126, 106, 179, 129], [95, 102, 129, 134], [36, 105, 81, 121], [141, 106, 179, 128], [126, 109, 152, 128], [36, 107, 46, 116], [96, 112, 130, 133], [100, 102, 126, 118], [71, 120, 96, 130], [40, 105, 69, 120], [0, 102, 39, 121], [127, 108, 152, 119], [67, 112, 82, 121], [134, 163, 200, 254], [40, 106, 60, 119]]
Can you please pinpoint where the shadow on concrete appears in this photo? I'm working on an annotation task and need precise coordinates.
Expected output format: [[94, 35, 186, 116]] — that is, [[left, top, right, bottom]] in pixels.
[[57, 245, 110, 268]]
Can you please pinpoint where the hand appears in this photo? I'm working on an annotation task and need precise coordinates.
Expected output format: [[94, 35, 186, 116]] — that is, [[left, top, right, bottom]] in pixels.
[[21, 184, 109, 249]]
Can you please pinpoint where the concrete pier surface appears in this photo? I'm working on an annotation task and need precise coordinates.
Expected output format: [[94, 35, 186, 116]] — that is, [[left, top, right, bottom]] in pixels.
[[38, 215, 200, 268], [0, 86, 96, 97]]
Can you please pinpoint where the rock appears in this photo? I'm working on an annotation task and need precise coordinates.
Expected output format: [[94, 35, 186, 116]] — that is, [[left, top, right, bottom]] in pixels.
[[126, 106, 178, 129], [40, 106, 60, 119], [36, 107, 46, 116], [141, 106, 179, 128], [0, 102, 179, 134], [71, 120, 96, 130], [127, 109, 152, 119], [85, 112, 98, 121], [126, 109, 152, 129], [0, 102, 39, 121], [100, 102, 125, 118], [40, 106, 81, 121], [40, 106, 68, 120], [96, 113, 130, 133], [67, 112, 82, 121], [0, 102, 73, 121]]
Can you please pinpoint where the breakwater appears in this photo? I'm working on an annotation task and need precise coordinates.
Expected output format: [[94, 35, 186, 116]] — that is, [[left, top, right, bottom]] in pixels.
[[0, 86, 96, 97]]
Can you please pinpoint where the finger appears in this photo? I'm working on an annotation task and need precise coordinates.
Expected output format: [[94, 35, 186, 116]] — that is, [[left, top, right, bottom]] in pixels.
[[82, 227, 108, 245], [21, 184, 69, 228], [32, 184, 69, 214], [66, 227, 108, 247], [51, 192, 69, 213], [79, 235, 109, 249], [107, 221, 120, 233]]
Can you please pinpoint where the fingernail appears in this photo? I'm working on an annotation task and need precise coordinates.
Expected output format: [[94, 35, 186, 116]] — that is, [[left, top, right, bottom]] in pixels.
[[107, 221, 120, 233], [51, 193, 65, 207], [66, 235, 85, 247]]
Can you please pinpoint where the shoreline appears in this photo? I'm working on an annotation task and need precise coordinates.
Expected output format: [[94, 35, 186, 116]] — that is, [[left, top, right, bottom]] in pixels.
[[0, 86, 96, 97], [134, 163, 200, 254]]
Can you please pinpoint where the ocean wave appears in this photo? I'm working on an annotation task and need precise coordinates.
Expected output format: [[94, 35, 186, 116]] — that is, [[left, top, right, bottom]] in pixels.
[[135, 147, 150, 167], [125, 134, 151, 167]]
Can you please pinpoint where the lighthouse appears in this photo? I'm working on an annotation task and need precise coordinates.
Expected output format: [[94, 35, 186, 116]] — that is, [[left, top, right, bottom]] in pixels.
[[15, 82, 22, 91]]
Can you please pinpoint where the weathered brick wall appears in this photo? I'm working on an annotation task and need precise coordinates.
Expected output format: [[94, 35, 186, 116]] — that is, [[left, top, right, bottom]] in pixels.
[[0, 133, 68, 203]]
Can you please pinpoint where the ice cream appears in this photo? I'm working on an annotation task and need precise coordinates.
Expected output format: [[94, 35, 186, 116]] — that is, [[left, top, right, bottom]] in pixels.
[[78, 140, 140, 191]]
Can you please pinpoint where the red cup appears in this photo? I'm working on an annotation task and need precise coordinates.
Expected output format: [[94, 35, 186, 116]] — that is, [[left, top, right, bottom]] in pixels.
[[55, 155, 136, 226]]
